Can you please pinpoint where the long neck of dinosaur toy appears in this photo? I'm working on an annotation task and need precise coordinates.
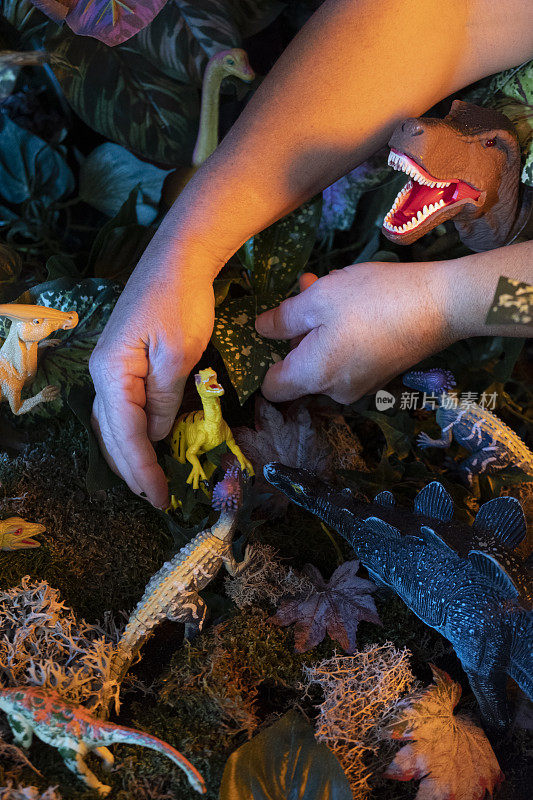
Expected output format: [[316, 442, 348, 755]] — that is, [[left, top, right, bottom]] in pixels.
[[201, 395, 223, 425], [1, 324, 36, 375], [192, 61, 225, 167], [211, 507, 239, 541]]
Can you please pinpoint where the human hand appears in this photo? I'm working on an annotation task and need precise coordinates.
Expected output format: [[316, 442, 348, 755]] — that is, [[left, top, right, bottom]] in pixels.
[[255, 260, 456, 405], [90, 254, 216, 508]]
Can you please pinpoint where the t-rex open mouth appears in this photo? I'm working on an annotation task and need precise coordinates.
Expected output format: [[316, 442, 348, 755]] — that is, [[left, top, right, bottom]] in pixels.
[[383, 149, 481, 235]]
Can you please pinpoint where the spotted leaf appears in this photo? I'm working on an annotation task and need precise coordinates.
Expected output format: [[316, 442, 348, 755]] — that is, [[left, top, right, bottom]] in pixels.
[[485, 276, 533, 326], [241, 196, 322, 296], [211, 295, 289, 404]]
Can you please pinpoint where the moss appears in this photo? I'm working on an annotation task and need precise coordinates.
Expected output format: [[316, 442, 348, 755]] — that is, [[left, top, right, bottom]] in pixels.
[[0, 413, 172, 621], [123, 608, 335, 799]]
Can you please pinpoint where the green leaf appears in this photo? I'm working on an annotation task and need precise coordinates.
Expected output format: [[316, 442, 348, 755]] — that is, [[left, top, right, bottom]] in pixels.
[[225, 0, 284, 39], [127, 0, 281, 85], [174, 0, 283, 59], [220, 710, 352, 800], [0, 277, 121, 417], [80, 143, 170, 225], [491, 60, 533, 105], [126, 1, 206, 84], [66, 385, 124, 493], [484, 469, 533, 495], [243, 196, 322, 295], [49, 29, 199, 166], [88, 188, 155, 282], [489, 337, 525, 383], [1, 0, 48, 37], [45, 253, 82, 281], [0, 242, 23, 298], [485, 276, 533, 327], [491, 60, 533, 186], [361, 409, 414, 460], [0, 116, 74, 204], [212, 294, 289, 404]]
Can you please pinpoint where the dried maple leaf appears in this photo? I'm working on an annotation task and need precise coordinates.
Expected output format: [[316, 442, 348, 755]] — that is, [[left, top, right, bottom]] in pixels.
[[384, 666, 504, 800], [234, 397, 331, 514], [270, 560, 381, 653]]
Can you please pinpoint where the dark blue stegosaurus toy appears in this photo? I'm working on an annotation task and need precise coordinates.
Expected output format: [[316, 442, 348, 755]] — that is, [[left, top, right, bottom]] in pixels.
[[264, 463, 532, 730]]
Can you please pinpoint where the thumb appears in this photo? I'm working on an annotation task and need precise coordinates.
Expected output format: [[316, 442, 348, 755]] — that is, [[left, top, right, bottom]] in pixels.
[[145, 346, 188, 441]]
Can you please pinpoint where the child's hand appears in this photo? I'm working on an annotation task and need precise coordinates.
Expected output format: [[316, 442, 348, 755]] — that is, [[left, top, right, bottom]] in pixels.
[[255, 260, 455, 404]]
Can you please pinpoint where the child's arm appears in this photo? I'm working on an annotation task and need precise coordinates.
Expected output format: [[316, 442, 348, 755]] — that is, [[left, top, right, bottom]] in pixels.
[[255, 241, 533, 403], [90, 0, 533, 507]]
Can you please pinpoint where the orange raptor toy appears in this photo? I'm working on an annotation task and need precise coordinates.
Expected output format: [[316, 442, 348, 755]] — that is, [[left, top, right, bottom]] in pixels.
[[0, 304, 78, 415]]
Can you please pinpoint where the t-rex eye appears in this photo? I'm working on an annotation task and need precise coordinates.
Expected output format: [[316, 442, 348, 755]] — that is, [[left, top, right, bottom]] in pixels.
[[32, 319, 41, 325], [226, 58, 235, 65], [485, 139, 495, 147]]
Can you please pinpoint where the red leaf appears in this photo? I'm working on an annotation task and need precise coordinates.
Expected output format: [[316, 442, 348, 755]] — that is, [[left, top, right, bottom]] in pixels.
[[384, 667, 504, 800], [271, 560, 381, 653], [234, 397, 331, 515], [30, 0, 169, 46]]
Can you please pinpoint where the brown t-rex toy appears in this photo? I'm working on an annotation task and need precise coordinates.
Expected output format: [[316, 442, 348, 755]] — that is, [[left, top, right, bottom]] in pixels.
[[0, 304, 78, 415], [382, 99, 531, 251]]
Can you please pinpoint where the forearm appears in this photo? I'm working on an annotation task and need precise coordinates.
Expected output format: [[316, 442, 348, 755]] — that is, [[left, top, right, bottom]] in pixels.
[[153, 0, 533, 277], [440, 241, 533, 339]]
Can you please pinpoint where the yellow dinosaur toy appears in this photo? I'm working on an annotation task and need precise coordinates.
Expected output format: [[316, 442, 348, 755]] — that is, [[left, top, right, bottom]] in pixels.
[[170, 368, 254, 490], [0, 304, 78, 415], [0, 517, 45, 551]]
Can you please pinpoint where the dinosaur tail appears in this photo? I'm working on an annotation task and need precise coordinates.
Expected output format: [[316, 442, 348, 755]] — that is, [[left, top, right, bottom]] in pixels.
[[104, 724, 206, 794], [99, 628, 149, 719]]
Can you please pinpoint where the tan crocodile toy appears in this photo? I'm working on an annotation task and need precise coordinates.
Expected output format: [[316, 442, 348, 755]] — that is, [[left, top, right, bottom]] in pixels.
[[170, 368, 254, 490], [0, 304, 78, 415]]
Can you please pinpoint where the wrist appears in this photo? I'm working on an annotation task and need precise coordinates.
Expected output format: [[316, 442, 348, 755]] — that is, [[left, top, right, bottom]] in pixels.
[[434, 256, 481, 340], [436, 245, 533, 340]]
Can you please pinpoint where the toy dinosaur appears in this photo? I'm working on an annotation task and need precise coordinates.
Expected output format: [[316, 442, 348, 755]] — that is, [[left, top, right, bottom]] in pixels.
[[0, 516, 45, 550], [110, 466, 251, 692], [170, 368, 254, 490], [0, 304, 78, 415], [382, 99, 532, 251], [403, 368, 533, 483], [0, 686, 206, 796], [162, 49, 255, 207], [263, 463, 533, 730]]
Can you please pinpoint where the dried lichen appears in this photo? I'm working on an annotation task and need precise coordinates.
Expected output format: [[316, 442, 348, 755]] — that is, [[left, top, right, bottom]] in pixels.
[[302, 642, 416, 798], [316, 412, 367, 472], [224, 542, 314, 610], [0, 577, 119, 715], [0, 785, 61, 800]]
